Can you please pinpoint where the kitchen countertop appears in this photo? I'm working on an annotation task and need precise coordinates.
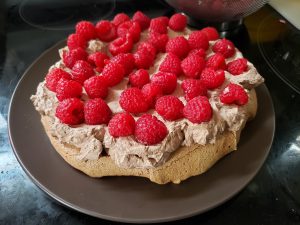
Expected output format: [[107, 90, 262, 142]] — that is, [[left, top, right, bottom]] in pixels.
[[1, 1, 300, 224]]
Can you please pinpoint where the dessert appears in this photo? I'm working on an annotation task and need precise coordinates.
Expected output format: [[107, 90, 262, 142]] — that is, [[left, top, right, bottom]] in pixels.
[[31, 12, 264, 184]]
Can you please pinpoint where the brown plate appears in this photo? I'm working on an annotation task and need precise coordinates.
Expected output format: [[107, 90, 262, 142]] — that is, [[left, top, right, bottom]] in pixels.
[[8, 41, 275, 223]]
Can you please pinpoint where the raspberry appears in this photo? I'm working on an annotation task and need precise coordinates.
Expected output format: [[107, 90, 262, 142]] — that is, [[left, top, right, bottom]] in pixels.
[[200, 68, 225, 89], [219, 83, 248, 106], [87, 52, 109, 69], [108, 35, 133, 56], [159, 53, 182, 75], [166, 36, 190, 59], [129, 69, 150, 88], [227, 58, 248, 75], [188, 31, 209, 50], [84, 98, 112, 125], [112, 13, 130, 27], [108, 113, 135, 137], [45, 68, 71, 92], [62, 47, 87, 68], [67, 33, 87, 50], [71, 60, 95, 84], [132, 11, 150, 30], [148, 31, 169, 52], [119, 87, 149, 114], [206, 53, 227, 70], [149, 18, 168, 34], [55, 78, 82, 101], [95, 20, 117, 42], [137, 42, 157, 59], [188, 48, 206, 58], [75, 21, 96, 40], [212, 39, 236, 58], [201, 27, 219, 41], [168, 13, 187, 31], [155, 96, 184, 121], [101, 62, 125, 87], [157, 16, 169, 26], [141, 83, 163, 108], [181, 54, 206, 78], [110, 53, 135, 75], [55, 98, 84, 125], [117, 21, 141, 43], [183, 96, 212, 123], [181, 79, 207, 101], [151, 72, 177, 95], [134, 50, 154, 69], [83, 75, 108, 99], [135, 114, 168, 145]]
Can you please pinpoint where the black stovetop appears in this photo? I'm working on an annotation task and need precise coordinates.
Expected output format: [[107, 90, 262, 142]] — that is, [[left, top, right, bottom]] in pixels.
[[1, 1, 300, 224]]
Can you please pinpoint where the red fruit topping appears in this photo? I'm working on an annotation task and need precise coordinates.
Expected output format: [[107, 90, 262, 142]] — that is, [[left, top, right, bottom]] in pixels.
[[168, 13, 187, 31], [181, 54, 206, 78], [183, 96, 212, 123], [181, 79, 207, 101], [87, 52, 109, 68], [117, 21, 141, 43], [119, 87, 149, 114], [149, 18, 168, 34], [188, 31, 209, 50], [227, 58, 248, 75], [166, 36, 190, 59], [151, 72, 177, 95], [108, 112, 136, 137], [132, 11, 151, 30], [201, 27, 219, 41], [45, 68, 71, 92], [62, 47, 87, 68], [159, 53, 182, 75], [129, 69, 150, 88], [135, 114, 168, 145], [95, 20, 117, 42], [141, 83, 163, 108], [83, 75, 108, 99], [137, 42, 157, 59], [148, 31, 169, 52], [155, 95, 184, 121], [75, 21, 96, 41], [56, 78, 82, 101], [108, 35, 133, 56], [200, 68, 225, 89], [112, 13, 130, 27], [55, 98, 84, 125], [84, 98, 112, 125], [212, 39, 235, 58], [188, 48, 206, 58], [206, 53, 227, 70], [220, 83, 248, 106], [71, 60, 95, 84], [133, 50, 155, 69], [110, 53, 135, 75], [67, 33, 87, 50], [101, 62, 125, 87]]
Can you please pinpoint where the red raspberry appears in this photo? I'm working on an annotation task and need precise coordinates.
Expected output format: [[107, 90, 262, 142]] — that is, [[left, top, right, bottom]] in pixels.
[[212, 39, 236, 58], [108, 113, 135, 137], [95, 20, 117, 42], [87, 52, 109, 69], [188, 48, 206, 58], [75, 21, 96, 41], [45, 68, 71, 92], [135, 114, 168, 145], [206, 53, 227, 70], [133, 50, 154, 69], [55, 98, 84, 125], [168, 13, 187, 31], [181, 54, 206, 78], [132, 11, 150, 30], [101, 62, 125, 87], [219, 83, 248, 106], [110, 53, 135, 75], [157, 16, 169, 26], [67, 33, 86, 50], [159, 53, 182, 76], [200, 68, 225, 89], [62, 47, 87, 68], [188, 31, 209, 50], [166, 36, 190, 59], [201, 27, 219, 41], [56, 78, 82, 101], [183, 96, 212, 123], [181, 79, 207, 101], [119, 87, 149, 114], [151, 72, 177, 95], [227, 58, 248, 75], [108, 35, 133, 56], [137, 42, 157, 59], [71, 60, 95, 84], [117, 21, 141, 43], [155, 96, 184, 121], [112, 13, 130, 27], [148, 31, 169, 52], [141, 83, 163, 108], [83, 75, 108, 99], [84, 98, 112, 125], [129, 69, 150, 88], [149, 18, 168, 34]]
